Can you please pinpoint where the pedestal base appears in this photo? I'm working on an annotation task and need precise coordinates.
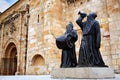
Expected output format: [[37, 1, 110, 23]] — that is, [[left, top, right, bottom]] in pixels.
[[51, 67, 115, 79]]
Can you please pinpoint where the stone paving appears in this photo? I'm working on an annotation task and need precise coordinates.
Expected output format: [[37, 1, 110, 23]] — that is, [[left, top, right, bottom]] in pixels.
[[0, 74, 120, 80]]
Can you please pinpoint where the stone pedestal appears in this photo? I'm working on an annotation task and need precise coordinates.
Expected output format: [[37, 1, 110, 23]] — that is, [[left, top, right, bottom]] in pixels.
[[51, 67, 115, 79]]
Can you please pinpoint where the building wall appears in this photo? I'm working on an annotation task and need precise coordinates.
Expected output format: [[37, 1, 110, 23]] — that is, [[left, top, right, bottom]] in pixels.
[[106, 0, 120, 71], [0, 0, 29, 75], [26, 0, 64, 75], [0, 0, 120, 75]]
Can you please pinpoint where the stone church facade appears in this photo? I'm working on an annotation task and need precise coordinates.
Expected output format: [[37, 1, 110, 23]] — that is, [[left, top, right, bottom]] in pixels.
[[0, 0, 120, 75]]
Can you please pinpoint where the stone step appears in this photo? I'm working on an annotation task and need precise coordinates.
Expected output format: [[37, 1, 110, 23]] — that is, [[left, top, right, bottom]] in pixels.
[[51, 67, 115, 79]]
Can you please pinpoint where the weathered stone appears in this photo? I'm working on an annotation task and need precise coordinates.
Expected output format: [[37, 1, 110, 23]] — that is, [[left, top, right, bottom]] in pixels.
[[112, 59, 117, 66], [51, 68, 115, 79], [112, 54, 119, 59]]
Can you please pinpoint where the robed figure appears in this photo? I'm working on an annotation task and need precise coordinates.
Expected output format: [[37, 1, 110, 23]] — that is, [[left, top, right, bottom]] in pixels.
[[76, 12, 107, 67], [56, 22, 78, 68]]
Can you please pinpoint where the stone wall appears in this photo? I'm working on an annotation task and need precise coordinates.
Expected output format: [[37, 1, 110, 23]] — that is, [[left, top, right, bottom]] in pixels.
[[106, 0, 120, 71], [26, 0, 64, 75], [27, 0, 47, 74], [0, 0, 120, 75]]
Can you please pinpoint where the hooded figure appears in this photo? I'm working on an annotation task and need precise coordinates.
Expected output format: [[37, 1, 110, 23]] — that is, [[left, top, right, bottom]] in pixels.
[[60, 22, 78, 68], [76, 12, 107, 67]]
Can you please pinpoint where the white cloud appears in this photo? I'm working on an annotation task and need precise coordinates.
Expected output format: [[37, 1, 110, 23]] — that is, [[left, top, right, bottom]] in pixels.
[[0, 0, 10, 12]]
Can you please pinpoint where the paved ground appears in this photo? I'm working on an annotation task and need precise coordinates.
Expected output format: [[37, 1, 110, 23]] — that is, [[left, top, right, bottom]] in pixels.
[[0, 74, 120, 80]]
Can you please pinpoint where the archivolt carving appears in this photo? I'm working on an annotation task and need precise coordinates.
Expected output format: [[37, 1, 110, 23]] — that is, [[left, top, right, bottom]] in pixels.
[[10, 22, 16, 34]]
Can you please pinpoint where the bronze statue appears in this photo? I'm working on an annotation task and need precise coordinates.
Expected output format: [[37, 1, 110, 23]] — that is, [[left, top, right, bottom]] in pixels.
[[76, 12, 108, 67], [56, 22, 78, 68]]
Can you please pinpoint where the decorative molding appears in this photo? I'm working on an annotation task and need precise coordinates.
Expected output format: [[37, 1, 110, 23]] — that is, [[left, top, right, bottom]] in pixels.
[[61, 0, 88, 5], [10, 22, 16, 34], [4, 14, 20, 26], [3, 4, 30, 26], [67, 0, 76, 5], [19, 4, 29, 14]]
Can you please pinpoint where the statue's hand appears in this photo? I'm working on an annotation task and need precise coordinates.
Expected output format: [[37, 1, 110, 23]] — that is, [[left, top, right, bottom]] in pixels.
[[78, 11, 87, 18]]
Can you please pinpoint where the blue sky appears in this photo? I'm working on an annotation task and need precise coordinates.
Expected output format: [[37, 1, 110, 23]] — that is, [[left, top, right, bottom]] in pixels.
[[0, 0, 18, 12], [5, 0, 18, 5]]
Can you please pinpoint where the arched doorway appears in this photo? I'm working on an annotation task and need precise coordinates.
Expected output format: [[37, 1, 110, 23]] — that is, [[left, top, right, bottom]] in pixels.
[[1, 43, 17, 75]]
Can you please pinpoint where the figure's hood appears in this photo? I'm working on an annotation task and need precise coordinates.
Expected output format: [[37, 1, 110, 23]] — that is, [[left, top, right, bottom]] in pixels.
[[87, 12, 97, 21], [66, 22, 73, 33], [83, 13, 97, 35]]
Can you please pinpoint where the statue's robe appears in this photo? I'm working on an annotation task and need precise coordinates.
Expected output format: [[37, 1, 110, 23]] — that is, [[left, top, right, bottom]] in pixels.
[[76, 15, 107, 67], [60, 23, 78, 68]]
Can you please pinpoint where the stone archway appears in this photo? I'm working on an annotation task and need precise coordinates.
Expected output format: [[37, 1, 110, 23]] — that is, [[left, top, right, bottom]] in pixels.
[[1, 43, 17, 75], [32, 54, 45, 66], [30, 54, 47, 75]]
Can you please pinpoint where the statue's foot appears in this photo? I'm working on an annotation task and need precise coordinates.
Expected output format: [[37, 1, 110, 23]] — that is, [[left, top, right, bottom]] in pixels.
[[94, 64, 108, 67], [76, 64, 88, 67], [103, 65, 108, 67]]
